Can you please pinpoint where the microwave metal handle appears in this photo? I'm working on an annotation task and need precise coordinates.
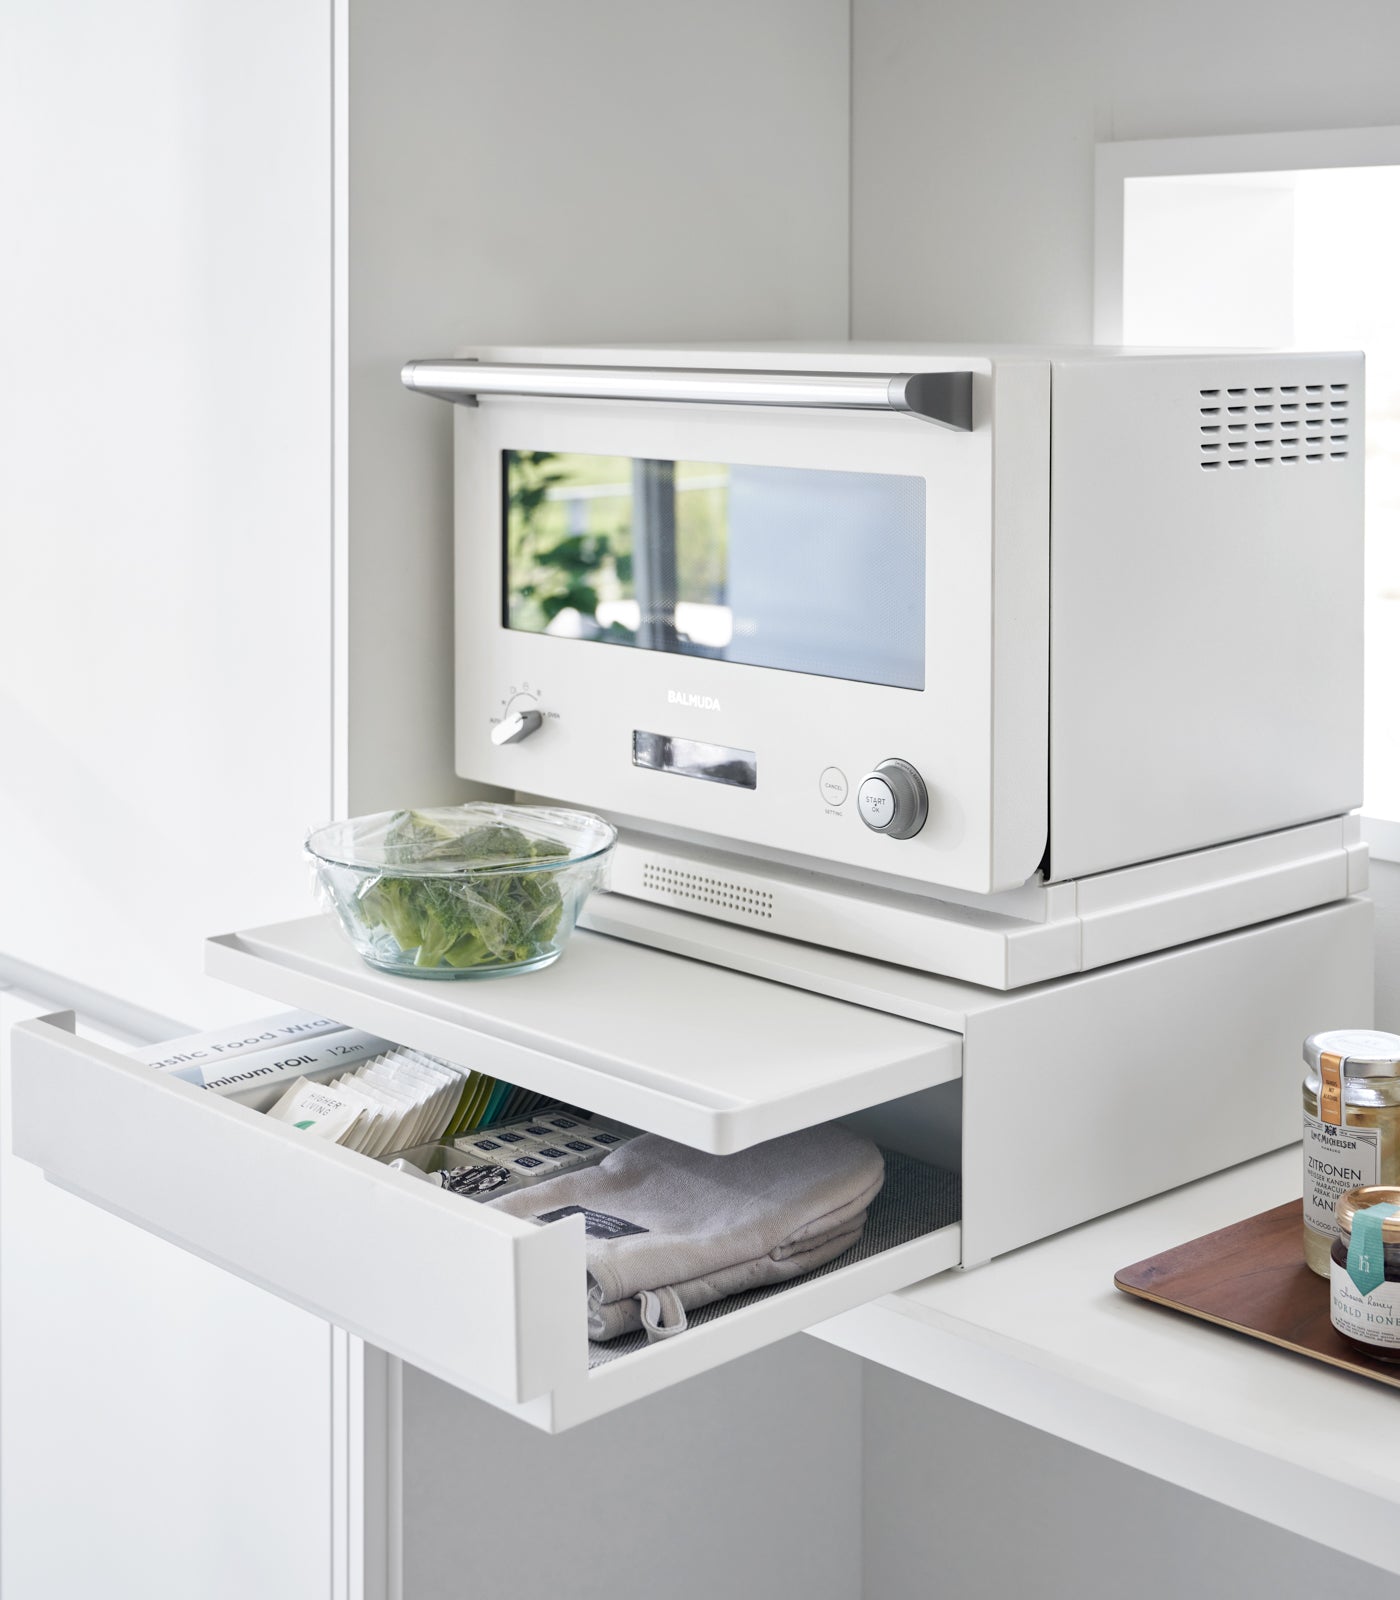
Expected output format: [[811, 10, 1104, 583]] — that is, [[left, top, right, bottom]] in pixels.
[[399, 359, 974, 432]]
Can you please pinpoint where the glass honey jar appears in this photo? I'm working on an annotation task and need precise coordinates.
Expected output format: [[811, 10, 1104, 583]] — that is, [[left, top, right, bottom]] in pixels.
[[1302, 1031, 1400, 1277], [1330, 1186, 1400, 1361]]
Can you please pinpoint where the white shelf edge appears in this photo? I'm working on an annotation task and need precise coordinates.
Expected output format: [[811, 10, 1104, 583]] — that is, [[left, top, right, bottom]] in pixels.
[[810, 1296, 1400, 1575], [808, 1146, 1400, 1576]]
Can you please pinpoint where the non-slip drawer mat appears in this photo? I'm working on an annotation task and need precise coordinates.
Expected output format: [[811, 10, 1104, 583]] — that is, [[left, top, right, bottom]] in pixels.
[[587, 1150, 961, 1368]]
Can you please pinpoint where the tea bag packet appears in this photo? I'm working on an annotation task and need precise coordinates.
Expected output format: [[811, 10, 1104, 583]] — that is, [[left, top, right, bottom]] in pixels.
[[363, 1055, 447, 1148], [431, 1063, 475, 1135], [329, 1076, 397, 1155], [354, 1075, 424, 1157], [452, 1074, 495, 1135], [356, 1060, 423, 1151], [353, 1051, 466, 1151], [394, 1052, 467, 1144], [257, 1039, 542, 1164], [266, 1079, 364, 1144], [367, 1074, 432, 1154], [364, 1057, 434, 1147], [480, 1080, 515, 1126], [434, 1064, 484, 1138]]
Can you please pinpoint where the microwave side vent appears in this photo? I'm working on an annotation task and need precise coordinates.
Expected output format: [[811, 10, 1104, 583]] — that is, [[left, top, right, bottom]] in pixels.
[[1199, 382, 1349, 469], [640, 861, 775, 921]]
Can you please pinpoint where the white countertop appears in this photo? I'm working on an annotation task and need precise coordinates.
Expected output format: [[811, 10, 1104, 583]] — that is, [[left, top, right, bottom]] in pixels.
[[812, 1146, 1400, 1575]]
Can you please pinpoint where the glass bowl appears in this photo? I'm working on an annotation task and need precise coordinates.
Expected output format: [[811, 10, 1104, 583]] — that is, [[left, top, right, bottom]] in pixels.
[[306, 804, 616, 980]]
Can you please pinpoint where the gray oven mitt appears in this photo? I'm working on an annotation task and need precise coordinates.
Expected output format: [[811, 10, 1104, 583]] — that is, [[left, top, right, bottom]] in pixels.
[[487, 1125, 885, 1342]]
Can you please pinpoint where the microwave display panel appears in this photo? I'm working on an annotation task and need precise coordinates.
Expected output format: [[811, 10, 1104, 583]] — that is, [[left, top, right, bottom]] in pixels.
[[632, 729, 758, 790], [502, 451, 926, 690]]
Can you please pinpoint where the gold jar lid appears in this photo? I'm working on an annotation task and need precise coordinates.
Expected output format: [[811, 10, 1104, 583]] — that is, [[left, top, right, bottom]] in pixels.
[[1336, 1185, 1400, 1239]]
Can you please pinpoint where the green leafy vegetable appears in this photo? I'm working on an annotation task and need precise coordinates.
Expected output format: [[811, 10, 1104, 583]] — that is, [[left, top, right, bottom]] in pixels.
[[357, 811, 571, 971]]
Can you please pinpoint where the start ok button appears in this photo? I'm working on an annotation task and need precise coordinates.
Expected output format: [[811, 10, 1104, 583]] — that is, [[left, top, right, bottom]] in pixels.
[[857, 775, 896, 829]]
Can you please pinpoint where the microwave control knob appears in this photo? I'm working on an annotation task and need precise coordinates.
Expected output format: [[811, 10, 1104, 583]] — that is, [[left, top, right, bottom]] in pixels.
[[856, 759, 928, 840], [491, 708, 544, 747]]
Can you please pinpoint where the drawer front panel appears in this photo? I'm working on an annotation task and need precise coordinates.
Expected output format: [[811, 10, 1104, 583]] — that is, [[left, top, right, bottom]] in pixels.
[[9, 1012, 963, 1432], [9, 1014, 585, 1404]]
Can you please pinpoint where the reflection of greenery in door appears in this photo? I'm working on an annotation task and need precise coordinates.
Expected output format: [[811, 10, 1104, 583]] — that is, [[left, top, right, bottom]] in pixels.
[[504, 451, 729, 637]]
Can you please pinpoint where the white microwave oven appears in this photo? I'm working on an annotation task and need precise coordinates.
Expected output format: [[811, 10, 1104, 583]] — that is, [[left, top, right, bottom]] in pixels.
[[403, 342, 1363, 977]]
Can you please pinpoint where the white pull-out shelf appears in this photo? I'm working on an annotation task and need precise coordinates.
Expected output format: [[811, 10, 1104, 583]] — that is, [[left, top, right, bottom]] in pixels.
[[204, 916, 963, 1154], [10, 1011, 961, 1433]]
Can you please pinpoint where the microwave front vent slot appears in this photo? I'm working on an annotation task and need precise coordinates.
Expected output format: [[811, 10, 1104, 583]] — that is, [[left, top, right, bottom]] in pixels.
[[401, 359, 975, 431], [1199, 383, 1349, 468], [641, 861, 775, 921]]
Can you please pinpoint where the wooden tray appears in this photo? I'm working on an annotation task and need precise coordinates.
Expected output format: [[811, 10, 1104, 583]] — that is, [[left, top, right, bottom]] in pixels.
[[1115, 1197, 1400, 1390]]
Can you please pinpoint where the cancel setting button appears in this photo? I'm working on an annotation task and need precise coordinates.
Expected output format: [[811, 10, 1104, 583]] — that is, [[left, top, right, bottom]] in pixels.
[[819, 767, 849, 806]]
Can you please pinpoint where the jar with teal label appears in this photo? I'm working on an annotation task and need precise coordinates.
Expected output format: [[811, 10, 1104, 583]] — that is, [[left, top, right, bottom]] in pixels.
[[1330, 1185, 1400, 1362]]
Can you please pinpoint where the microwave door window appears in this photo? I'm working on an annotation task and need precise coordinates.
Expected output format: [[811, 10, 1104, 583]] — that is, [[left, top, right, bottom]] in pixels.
[[503, 451, 925, 691], [723, 465, 924, 689]]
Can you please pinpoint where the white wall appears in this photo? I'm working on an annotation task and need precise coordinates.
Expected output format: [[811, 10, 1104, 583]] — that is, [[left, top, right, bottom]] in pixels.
[[0, 6, 338, 1596], [1121, 175, 1296, 347], [0, 0, 337, 1029], [345, 0, 852, 814], [852, 0, 1400, 345]]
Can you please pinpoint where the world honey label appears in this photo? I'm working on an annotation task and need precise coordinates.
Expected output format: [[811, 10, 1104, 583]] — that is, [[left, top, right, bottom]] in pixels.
[[1331, 1259, 1400, 1351], [1304, 1114, 1381, 1235]]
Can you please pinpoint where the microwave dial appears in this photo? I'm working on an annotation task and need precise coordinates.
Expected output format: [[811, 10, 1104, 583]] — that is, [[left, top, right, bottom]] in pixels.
[[491, 709, 543, 746], [491, 692, 545, 746], [856, 759, 928, 840]]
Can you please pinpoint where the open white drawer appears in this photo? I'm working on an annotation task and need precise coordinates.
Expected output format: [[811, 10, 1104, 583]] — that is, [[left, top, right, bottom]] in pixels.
[[10, 925, 964, 1431]]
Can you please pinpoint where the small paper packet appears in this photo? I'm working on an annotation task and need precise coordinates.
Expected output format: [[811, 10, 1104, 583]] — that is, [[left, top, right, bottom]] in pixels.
[[266, 1079, 364, 1143]]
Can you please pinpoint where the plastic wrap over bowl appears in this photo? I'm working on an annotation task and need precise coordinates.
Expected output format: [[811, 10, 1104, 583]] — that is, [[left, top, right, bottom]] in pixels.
[[306, 804, 616, 979]]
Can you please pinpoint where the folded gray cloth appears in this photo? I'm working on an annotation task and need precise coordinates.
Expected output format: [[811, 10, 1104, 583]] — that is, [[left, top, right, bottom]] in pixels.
[[488, 1125, 885, 1342]]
